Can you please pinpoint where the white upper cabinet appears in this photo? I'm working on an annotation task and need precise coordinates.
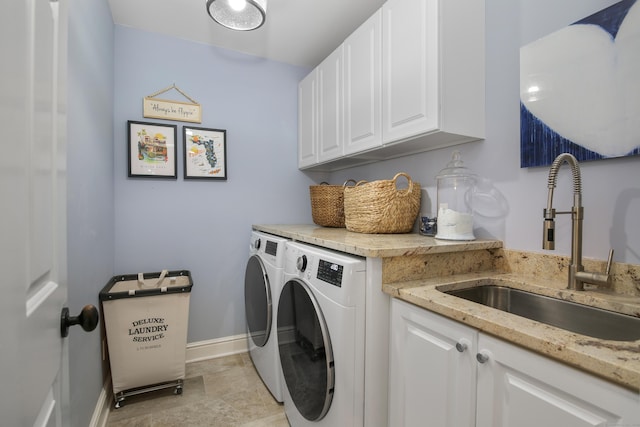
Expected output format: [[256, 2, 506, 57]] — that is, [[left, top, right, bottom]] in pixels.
[[317, 45, 344, 163], [298, 70, 317, 168], [299, 45, 345, 167], [382, 0, 485, 146], [299, 0, 485, 171], [382, 0, 438, 142], [343, 9, 382, 156]]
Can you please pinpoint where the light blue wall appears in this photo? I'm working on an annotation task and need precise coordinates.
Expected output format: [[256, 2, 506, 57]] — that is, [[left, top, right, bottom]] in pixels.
[[113, 26, 318, 342], [330, 0, 640, 266], [67, 0, 114, 426], [64, 1, 639, 423]]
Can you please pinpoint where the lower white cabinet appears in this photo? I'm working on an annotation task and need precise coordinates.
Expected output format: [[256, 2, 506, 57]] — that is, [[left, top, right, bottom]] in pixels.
[[476, 333, 639, 427], [389, 299, 476, 427], [389, 299, 640, 427]]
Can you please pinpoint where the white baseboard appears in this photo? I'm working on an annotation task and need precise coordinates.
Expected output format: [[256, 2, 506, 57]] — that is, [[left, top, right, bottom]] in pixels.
[[89, 333, 249, 427], [89, 377, 111, 427], [186, 333, 248, 363]]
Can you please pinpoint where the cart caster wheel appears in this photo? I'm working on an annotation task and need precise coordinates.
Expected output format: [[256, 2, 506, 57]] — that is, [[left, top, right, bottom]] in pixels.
[[114, 400, 125, 409], [175, 386, 183, 395]]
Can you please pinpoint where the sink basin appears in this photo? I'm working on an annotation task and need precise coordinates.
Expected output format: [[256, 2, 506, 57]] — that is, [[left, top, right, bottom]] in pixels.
[[442, 284, 640, 341]]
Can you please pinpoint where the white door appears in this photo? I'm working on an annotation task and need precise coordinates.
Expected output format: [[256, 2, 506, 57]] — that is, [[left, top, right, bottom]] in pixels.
[[1, 0, 71, 425]]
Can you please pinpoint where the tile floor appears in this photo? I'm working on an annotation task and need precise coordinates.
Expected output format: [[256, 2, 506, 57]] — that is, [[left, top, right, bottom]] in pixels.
[[105, 352, 289, 427]]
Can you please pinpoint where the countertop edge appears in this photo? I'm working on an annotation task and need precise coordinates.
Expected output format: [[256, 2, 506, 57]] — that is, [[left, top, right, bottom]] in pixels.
[[253, 224, 502, 257]]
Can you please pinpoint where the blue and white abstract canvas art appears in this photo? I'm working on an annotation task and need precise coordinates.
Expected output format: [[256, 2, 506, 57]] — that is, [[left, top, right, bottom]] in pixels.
[[520, 0, 640, 167]]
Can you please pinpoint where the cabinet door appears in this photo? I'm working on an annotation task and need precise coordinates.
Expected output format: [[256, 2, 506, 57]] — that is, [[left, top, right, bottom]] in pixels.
[[476, 333, 640, 427], [382, 0, 439, 143], [343, 9, 382, 155], [298, 70, 317, 168], [317, 46, 343, 163], [389, 299, 476, 427]]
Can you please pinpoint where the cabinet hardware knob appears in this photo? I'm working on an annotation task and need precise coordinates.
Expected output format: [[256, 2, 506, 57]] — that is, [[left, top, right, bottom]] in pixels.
[[455, 339, 469, 352], [476, 351, 490, 364]]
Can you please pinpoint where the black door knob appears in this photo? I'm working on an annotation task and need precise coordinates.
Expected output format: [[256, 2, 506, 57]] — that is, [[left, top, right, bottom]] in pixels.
[[60, 305, 99, 338]]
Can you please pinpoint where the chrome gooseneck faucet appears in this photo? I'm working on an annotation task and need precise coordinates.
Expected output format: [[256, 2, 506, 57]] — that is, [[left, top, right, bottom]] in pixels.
[[543, 153, 613, 290]]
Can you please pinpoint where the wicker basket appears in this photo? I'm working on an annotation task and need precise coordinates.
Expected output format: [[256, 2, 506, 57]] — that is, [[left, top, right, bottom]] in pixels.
[[344, 172, 421, 234], [309, 180, 356, 228]]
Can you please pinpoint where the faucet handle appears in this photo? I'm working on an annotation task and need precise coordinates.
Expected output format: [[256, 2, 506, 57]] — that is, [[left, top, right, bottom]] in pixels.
[[605, 249, 614, 275], [574, 249, 615, 289]]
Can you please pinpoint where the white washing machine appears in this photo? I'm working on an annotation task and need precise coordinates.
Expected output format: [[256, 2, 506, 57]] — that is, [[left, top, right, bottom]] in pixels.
[[244, 230, 288, 402], [277, 241, 366, 426]]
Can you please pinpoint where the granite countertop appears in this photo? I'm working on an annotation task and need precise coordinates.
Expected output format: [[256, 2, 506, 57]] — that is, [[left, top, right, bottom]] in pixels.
[[253, 224, 503, 257], [253, 224, 640, 391], [384, 272, 640, 391]]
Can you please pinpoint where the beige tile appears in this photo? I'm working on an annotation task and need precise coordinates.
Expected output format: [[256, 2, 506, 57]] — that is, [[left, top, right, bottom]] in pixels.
[[105, 353, 286, 427], [222, 386, 283, 424], [239, 412, 290, 427], [151, 397, 242, 427], [186, 353, 246, 377], [255, 381, 283, 410], [202, 360, 261, 397], [105, 414, 152, 427], [107, 376, 205, 423]]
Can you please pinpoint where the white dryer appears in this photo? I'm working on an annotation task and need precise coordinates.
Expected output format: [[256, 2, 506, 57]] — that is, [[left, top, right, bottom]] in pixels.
[[244, 230, 288, 402], [277, 241, 366, 426]]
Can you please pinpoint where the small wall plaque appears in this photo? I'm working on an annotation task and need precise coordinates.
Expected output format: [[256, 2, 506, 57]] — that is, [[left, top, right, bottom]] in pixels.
[[143, 84, 202, 123]]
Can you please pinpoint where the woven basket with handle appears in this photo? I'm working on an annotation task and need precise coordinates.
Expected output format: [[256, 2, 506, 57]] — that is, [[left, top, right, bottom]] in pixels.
[[344, 172, 421, 234], [309, 180, 357, 228]]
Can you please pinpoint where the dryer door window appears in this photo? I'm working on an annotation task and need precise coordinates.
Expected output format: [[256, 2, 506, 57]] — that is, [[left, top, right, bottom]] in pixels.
[[277, 279, 334, 421], [244, 255, 272, 347]]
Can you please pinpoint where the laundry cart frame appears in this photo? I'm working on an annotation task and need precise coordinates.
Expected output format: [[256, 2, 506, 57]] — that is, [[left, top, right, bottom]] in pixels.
[[99, 270, 193, 408]]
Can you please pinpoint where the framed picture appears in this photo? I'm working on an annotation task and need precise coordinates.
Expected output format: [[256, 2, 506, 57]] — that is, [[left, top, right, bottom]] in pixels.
[[183, 126, 227, 180], [520, 0, 640, 167], [128, 121, 177, 178]]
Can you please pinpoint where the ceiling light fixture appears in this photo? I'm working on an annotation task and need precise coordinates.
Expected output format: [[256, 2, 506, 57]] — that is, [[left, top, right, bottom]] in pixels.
[[206, 0, 267, 31]]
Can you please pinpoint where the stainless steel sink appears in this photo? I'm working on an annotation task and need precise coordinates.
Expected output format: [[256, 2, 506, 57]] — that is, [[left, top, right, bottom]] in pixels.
[[442, 285, 640, 341]]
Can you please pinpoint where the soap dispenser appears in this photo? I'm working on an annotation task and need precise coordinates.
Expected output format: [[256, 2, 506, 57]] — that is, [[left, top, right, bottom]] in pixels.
[[435, 150, 477, 241]]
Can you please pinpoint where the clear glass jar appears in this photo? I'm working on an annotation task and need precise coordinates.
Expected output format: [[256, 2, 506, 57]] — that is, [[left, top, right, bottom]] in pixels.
[[435, 150, 477, 240]]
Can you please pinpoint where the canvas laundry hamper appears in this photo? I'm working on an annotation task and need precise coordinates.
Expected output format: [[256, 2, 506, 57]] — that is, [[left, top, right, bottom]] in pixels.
[[100, 269, 193, 408]]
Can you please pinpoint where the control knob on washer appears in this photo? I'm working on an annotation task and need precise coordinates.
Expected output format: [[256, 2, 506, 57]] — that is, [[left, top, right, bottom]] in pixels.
[[252, 238, 261, 251], [296, 255, 307, 272]]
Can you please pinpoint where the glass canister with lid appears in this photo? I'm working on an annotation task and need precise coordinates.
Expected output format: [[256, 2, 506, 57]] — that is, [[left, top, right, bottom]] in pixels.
[[435, 150, 477, 240]]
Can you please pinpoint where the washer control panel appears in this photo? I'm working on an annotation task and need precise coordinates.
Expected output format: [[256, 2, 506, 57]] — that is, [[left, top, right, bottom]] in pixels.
[[317, 259, 343, 287], [265, 240, 278, 257]]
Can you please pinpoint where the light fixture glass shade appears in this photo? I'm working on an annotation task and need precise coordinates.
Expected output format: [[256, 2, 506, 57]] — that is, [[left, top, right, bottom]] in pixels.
[[206, 0, 267, 31]]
